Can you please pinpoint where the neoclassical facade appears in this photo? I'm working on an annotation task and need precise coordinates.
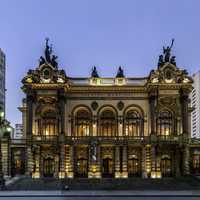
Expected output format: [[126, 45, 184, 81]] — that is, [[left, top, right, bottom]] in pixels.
[[9, 40, 200, 179]]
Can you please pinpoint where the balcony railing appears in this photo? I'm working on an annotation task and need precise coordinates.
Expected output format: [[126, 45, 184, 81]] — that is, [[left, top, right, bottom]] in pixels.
[[32, 135, 58, 141], [29, 134, 187, 144]]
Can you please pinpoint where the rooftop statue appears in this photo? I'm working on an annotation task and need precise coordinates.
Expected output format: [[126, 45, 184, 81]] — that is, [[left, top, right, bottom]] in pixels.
[[116, 66, 125, 78], [91, 66, 99, 78], [170, 56, 176, 66], [163, 38, 174, 62], [51, 55, 58, 68], [158, 39, 176, 68], [157, 55, 164, 68], [38, 38, 58, 68], [45, 38, 52, 63]]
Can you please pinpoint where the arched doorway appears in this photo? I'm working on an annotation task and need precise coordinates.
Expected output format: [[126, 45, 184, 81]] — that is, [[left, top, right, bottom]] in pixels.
[[161, 155, 172, 177], [192, 154, 200, 174], [102, 157, 114, 177], [76, 157, 88, 177], [74, 146, 88, 177], [128, 156, 141, 177], [11, 149, 25, 177], [43, 157, 54, 177]]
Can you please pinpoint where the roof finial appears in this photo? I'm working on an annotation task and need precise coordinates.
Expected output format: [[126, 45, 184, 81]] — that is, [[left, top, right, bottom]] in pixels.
[[91, 66, 99, 78], [116, 66, 125, 78]]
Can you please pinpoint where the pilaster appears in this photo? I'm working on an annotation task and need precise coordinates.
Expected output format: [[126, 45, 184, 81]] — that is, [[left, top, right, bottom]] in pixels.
[[183, 145, 190, 175]]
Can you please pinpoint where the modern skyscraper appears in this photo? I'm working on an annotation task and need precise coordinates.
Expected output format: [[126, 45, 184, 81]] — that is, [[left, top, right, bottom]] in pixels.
[[0, 49, 6, 114], [191, 71, 200, 138]]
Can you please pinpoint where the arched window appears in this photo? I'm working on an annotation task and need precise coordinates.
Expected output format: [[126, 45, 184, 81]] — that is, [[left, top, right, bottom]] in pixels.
[[41, 110, 59, 136], [75, 109, 91, 136], [124, 110, 143, 137], [99, 110, 117, 136], [157, 110, 173, 136]]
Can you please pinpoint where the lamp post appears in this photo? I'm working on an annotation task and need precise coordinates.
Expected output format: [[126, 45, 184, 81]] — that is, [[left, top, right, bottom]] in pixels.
[[0, 109, 5, 190]]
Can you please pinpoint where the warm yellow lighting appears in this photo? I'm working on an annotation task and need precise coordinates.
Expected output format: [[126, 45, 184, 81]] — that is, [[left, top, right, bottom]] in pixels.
[[151, 171, 162, 179], [59, 172, 65, 179], [0, 112, 4, 118], [6, 127, 12, 132], [45, 130, 49, 135], [67, 172, 74, 178], [183, 78, 189, 83], [115, 78, 126, 85], [32, 172, 40, 179], [26, 77, 33, 83], [151, 171, 156, 179], [165, 129, 169, 136], [156, 171, 162, 179], [152, 78, 158, 83]]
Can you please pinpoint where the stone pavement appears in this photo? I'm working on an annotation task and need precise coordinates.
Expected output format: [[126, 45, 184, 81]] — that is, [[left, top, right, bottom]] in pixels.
[[0, 190, 200, 197]]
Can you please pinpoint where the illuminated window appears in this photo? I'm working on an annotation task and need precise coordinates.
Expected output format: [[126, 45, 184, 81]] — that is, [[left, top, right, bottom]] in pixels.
[[99, 110, 117, 136], [157, 111, 173, 136], [41, 110, 59, 136], [75, 109, 91, 136], [124, 110, 143, 137]]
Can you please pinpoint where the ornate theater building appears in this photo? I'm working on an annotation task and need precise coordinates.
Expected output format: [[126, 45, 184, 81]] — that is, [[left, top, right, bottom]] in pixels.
[[9, 39, 200, 179]]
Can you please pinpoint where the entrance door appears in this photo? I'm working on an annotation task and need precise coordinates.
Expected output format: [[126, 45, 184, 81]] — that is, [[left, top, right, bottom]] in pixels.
[[192, 155, 200, 174], [76, 158, 88, 177], [102, 157, 113, 177], [161, 158, 172, 177], [128, 158, 140, 177], [43, 158, 54, 177]]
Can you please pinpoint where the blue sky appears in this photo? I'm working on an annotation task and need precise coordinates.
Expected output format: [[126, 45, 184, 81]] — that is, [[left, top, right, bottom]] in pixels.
[[0, 0, 200, 125]]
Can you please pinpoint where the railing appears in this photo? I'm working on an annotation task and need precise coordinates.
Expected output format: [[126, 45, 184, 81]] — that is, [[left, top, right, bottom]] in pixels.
[[32, 135, 58, 141], [22, 134, 189, 144], [65, 135, 185, 144]]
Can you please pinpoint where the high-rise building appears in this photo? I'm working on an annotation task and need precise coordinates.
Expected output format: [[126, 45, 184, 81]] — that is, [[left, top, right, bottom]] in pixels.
[[13, 124, 23, 139], [191, 71, 200, 138], [0, 49, 6, 114]]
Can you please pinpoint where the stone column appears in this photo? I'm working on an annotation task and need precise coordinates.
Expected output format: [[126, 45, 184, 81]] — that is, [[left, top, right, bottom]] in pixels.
[[59, 144, 65, 178], [69, 146, 74, 178], [89, 141, 101, 178], [175, 147, 181, 177], [1, 138, 9, 177], [180, 89, 189, 136], [149, 92, 156, 135], [58, 89, 66, 135], [183, 145, 190, 175], [142, 146, 147, 178], [26, 92, 34, 136], [115, 146, 120, 178], [151, 145, 156, 177], [26, 146, 33, 176], [122, 146, 128, 178]]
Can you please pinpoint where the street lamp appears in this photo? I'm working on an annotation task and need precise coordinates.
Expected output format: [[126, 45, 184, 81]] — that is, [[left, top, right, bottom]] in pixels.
[[0, 109, 5, 190]]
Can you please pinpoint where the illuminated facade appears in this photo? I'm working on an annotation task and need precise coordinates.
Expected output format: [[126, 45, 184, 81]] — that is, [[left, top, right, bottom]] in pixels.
[[8, 40, 200, 179]]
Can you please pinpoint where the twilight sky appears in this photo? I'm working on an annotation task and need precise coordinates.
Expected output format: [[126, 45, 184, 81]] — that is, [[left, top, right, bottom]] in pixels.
[[0, 0, 200, 126]]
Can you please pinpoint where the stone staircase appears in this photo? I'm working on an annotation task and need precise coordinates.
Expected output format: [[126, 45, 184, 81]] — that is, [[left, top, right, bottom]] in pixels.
[[6, 176, 200, 190]]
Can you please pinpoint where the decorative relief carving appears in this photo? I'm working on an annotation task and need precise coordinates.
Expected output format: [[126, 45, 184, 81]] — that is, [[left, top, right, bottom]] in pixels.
[[117, 101, 124, 111], [91, 101, 99, 111]]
